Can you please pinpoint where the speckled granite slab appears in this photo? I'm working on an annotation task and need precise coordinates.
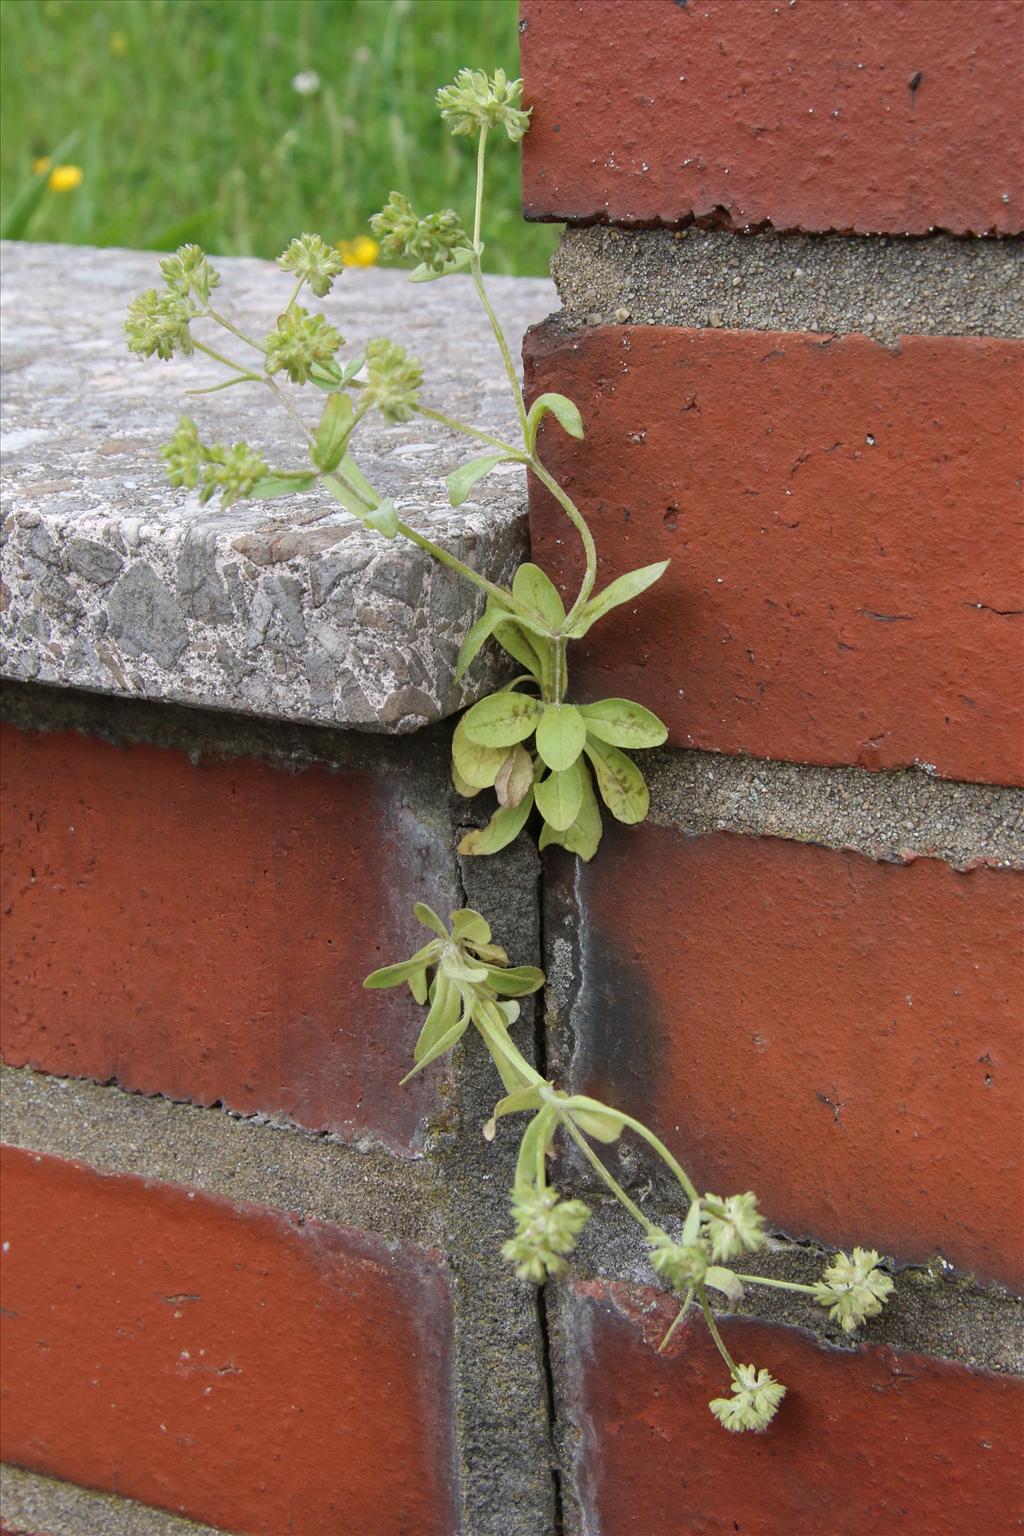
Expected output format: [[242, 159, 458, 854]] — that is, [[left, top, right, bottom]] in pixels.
[[0, 242, 555, 731]]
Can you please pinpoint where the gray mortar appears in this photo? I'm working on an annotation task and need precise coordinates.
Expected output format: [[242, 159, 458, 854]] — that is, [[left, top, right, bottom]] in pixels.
[[0, 1466, 223, 1536], [551, 226, 1024, 346], [0, 1065, 444, 1249], [1, 242, 554, 731], [644, 745, 1024, 871]]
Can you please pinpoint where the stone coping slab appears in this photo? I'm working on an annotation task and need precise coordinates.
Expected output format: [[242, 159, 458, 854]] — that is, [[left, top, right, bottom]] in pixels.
[[0, 242, 555, 731]]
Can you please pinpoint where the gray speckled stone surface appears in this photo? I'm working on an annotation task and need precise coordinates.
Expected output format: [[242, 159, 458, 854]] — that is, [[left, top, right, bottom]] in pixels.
[[0, 242, 555, 731]]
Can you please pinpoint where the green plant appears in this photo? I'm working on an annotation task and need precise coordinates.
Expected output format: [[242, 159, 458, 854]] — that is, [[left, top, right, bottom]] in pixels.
[[125, 66, 893, 1433]]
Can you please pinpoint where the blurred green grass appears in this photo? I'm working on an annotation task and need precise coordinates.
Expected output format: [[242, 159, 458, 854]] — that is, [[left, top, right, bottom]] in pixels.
[[0, 0, 558, 276]]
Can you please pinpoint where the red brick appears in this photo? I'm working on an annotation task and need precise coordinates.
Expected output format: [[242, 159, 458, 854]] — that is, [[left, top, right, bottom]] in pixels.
[[520, 0, 1024, 236], [0, 726, 444, 1151], [563, 1282, 1024, 1536], [526, 324, 1024, 785], [559, 828, 1023, 1288], [0, 1146, 457, 1536]]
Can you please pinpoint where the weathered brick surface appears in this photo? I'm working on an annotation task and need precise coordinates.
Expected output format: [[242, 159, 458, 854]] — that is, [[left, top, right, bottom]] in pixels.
[[549, 827, 1023, 1288], [0, 724, 452, 1151], [0, 1146, 458, 1536], [559, 1283, 1024, 1536], [526, 323, 1024, 786], [520, 0, 1024, 236]]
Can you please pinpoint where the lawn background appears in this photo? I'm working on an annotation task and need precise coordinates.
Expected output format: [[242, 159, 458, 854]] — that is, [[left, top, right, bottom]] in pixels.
[[0, 0, 558, 276]]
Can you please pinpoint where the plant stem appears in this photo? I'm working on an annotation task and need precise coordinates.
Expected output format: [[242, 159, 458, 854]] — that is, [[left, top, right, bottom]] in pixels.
[[733, 1273, 819, 1296], [414, 404, 526, 459], [470, 127, 530, 441], [396, 520, 528, 611], [266, 377, 316, 448], [207, 307, 266, 352], [699, 1287, 740, 1378], [474, 1003, 545, 1089], [658, 1288, 695, 1354], [560, 1113, 658, 1237], [193, 338, 256, 376], [567, 1096, 700, 1206], [528, 458, 599, 626]]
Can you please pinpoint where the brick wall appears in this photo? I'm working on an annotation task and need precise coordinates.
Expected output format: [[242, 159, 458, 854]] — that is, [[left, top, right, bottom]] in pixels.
[[2, 6, 1023, 1535], [522, 1, 1023, 1531]]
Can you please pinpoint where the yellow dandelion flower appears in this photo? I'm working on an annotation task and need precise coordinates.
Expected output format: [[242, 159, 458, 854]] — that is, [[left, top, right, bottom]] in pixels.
[[48, 165, 84, 193], [336, 235, 380, 268]]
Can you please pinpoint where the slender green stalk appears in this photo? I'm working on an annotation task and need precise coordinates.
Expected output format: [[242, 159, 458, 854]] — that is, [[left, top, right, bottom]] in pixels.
[[473, 1001, 545, 1088], [207, 307, 266, 352], [658, 1288, 695, 1354], [396, 520, 530, 612], [414, 403, 526, 459], [734, 1273, 819, 1296], [560, 1113, 659, 1237], [567, 1096, 700, 1206], [528, 458, 599, 625], [193, 338, 257, 377], [699, 1288, 740, 1378], [469, 127, 530, 441]]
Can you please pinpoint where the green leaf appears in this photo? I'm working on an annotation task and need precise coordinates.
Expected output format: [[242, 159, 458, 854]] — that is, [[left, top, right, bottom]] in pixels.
[[568, 1102, 625, 1144], [452, 761, 481, 799], [409, 969, 429, 1005], [705, 1266, 745, 1311], [401, 1009, 470, 1084], [366, 499, 398, 538], [313, 392, 355, 472], [461, 691, 543, 748], [537, 761, 604, 862], [525, 392, 584, 453], [413, 902, 449, 938], [449, 908, 491, 945], [447, 453, 510, 508], [363, 941, 441, 989], [249, 474, 318, 500], [494, 621, 548, 680], [535, 759, 585, 832], [580, 698, 668, 749], [535, 703, 587, 772], [458, 789, 534, 856], [584, 739, 650, 825], [515, 1106, 558, 1188], [681, 1198, 703, 1247], [452, 716, 509, 789], [566, 561, 670, 639], [409, 246, 475, 282], [512, 563, 566, 630], [495, 744, 535, 809], [323, 454, 380, 518], [412, 973, 459, 1060], [493, 1084, 545, 1119], [473, 998, 536, 1094], [485, 964, 545, 997], [455, 600, 513, 683]]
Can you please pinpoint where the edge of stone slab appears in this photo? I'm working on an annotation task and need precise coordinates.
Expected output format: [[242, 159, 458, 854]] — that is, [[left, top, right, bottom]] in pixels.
[[0, 242, 555, 733], [551, 226, 1024, 347]]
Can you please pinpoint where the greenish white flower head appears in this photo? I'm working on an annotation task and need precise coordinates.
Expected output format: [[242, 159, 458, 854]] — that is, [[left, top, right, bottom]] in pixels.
[[813, 1247, 894, 1333], [277, 232, 345, 298], [709, 1365, 786, 1433], [371, 192, 470, 272], [501, 1185, 590, 1283], [198, 441, 267, 508], [436, 68, 531, 141], [363, 337, 423, 422], [702, 1192, 766, 1263], [264, 306, 343, 384], [125, 288, 195, 360], [160, 415, 205, 489], [159, 244, 220, 304], [648, 1231, 709, 1290]]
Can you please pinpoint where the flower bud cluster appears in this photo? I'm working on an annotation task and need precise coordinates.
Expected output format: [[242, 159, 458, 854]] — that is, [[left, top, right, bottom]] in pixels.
[[363, 337, 423, 422], [702, 1192, 766, 1262], [160, 415, 266, 508], [436, 68, 531, 142], [125, 288, 195, 361], [648, 1232, 709, 1290], [709, 1365, 786, 1433], [813, 1247, 894, 1333], [264, 306, 344, 385], [159, 244, 221, 304], [277, 232, 345, 298], [371, 192, 469, 272], [501, 1185, 590, 1283]]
